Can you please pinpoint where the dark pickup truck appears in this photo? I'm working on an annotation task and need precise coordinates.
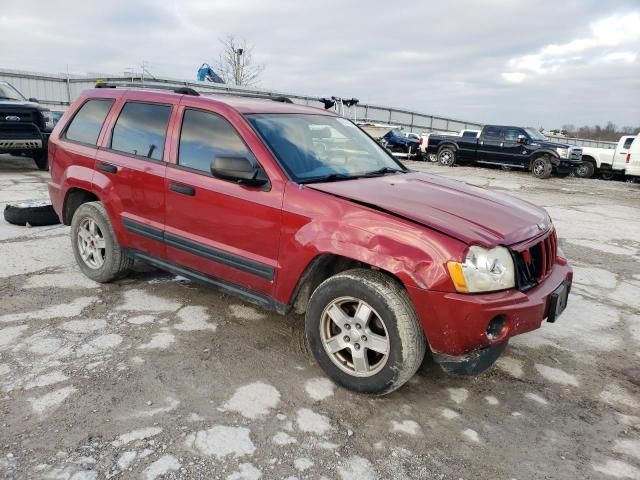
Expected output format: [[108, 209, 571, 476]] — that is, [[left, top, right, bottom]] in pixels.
[[0, 81, 55, 170], [426, 125, 583, 179]]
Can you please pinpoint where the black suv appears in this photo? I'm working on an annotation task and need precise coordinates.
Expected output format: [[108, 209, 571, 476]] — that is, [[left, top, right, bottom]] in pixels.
[[0, 81, 55, 170]]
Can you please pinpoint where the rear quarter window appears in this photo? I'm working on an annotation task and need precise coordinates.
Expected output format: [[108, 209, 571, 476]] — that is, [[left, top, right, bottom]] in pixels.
[[623, 138, 635, 149], [110, 102, 172, 161], [64, 99, 114, 145]]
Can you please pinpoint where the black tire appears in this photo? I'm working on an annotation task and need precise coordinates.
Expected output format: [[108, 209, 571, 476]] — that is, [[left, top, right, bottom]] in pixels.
[[531, 156, 553, 179], [305, 269, 426, 395], [437, 146, 456, 166], [574, 160, 595, 179], [3, 201, 60, 226], [70, 201, 133, 282], [33, 150, 48, 171], [600, 169, 616, 181]]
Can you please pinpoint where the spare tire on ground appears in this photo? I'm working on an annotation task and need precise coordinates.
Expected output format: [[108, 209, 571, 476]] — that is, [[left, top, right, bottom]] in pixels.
[[3, 201, 61, 226]]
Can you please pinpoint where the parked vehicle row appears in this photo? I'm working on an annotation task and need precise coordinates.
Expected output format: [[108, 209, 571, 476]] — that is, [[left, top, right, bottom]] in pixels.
[[47, 84, 573, 394], [578, 135, 636, 179]]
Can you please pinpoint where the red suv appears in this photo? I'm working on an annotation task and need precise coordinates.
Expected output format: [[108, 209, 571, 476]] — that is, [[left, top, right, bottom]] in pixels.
[[48, 85, 572, 394]]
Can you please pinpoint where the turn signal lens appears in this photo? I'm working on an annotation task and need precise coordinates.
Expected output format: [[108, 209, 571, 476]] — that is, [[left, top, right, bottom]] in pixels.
[[447, 261, 469, 293]]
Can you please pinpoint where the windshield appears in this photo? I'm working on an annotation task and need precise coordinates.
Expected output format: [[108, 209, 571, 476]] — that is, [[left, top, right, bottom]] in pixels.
[[0, 82, 26, 101], [246, 114, 405, 183], [524, 127, 547, 141]]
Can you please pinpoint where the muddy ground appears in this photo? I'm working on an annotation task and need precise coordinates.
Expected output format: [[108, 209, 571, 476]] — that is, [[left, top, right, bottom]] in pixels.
[[0, 154, 639, 480]]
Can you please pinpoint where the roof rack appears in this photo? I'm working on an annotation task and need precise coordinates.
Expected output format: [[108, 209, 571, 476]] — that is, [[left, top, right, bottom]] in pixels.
[[93, 81, 294, 103], [94, 80, 200, 96]]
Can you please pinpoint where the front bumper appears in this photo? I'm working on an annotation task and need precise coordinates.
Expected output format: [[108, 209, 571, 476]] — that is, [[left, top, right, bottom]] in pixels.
[[407, 260, 573, 358]]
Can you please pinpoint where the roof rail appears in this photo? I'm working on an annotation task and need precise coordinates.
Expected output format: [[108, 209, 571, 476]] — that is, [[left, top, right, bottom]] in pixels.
[[94, 81, 200, 96], [202, 91, 293, 104]]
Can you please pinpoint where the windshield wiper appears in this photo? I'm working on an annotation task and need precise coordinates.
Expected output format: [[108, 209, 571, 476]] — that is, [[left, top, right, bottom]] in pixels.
[[300, 173, 355, 184], [0, 96, 16, 100], [361, 166, 405, 177]]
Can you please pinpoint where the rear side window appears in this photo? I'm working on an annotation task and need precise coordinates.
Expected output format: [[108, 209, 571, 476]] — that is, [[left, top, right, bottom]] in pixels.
[[623, 137, 635, 149], [462, 131, 477, 138], [110, 102, 171, 160], [484, 126, 502, 140], [65, 99, 113, 145], [178, 109, 253, 173]]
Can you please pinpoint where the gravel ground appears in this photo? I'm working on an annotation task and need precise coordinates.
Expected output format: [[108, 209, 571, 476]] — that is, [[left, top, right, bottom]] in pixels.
[[0, 154, 639, 480]]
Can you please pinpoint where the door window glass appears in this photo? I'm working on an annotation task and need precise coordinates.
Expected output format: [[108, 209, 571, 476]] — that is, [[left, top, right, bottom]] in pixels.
[[65, 99, 114, 145], [110, 102, 171, 160]]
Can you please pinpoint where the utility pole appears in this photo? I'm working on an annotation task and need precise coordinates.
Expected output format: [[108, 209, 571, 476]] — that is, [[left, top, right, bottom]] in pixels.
[[233, 48, 243, 85]]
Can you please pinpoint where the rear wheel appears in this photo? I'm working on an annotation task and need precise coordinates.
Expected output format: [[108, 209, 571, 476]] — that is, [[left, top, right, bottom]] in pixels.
[[574, 160, 595, 178], [438, 147, 456, 166], [305, 269, 426, 395], [531, 156, 553, 179], [70, 201, 133, 282]]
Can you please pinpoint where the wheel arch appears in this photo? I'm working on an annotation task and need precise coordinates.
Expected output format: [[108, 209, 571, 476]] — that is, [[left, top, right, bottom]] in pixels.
[[437, 142, 458, 153], [62, 187, 100, 225]]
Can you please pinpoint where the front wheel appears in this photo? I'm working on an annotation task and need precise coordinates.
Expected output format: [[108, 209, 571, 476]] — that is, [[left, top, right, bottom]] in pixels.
[[71, 201, 133, 282], [438, 147, 456, 166], [33, 150, 48, 171], [305, 269, 426, 395], [574, 161, 595, 179], [531, 156, 553, 179]]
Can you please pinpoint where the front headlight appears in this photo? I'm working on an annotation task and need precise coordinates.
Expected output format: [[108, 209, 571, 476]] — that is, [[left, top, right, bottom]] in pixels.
[[447, 246, 515, 293], [556, 147, 569, 159]]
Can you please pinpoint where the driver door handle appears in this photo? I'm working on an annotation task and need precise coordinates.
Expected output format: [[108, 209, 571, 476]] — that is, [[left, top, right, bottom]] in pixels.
[[169, 183, 195, 196]]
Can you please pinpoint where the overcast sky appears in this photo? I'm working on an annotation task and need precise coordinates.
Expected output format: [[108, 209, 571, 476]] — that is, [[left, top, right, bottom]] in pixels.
[[1, 0, 639, 128]]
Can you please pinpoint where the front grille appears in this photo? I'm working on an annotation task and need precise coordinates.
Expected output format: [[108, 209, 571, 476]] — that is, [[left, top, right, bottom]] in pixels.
[[0, 123, 41, 139], [1, 110, 34, 122], [569, 148, 582, 161], [512, 230, 557, 290]]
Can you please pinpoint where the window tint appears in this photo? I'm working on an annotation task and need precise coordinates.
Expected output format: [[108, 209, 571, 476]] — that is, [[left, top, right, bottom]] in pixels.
[[178, 109, 253, 173], [623, 137, 635, 149], [462, 131, 478, 138], [503, 128, 522, 142], [110, 102, 171, 160], [484, 126, 502, 139], [65, 99, 113, 145]]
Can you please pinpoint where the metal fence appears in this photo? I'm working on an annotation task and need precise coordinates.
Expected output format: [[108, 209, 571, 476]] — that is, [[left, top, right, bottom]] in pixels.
[[0, 68, 618, 149]]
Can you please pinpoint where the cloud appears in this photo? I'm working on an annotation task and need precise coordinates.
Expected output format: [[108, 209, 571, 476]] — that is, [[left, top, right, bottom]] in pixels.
[[503, 12, 640, 82]]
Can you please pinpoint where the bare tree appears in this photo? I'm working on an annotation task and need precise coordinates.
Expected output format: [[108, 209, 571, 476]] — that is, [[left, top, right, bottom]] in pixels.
[[215, 35, 264, 87]]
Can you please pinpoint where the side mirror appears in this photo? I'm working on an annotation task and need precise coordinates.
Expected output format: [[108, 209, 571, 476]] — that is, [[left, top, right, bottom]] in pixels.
[[28, 97, 39, 103], [211, 155, 268, 187], [517, 135, 527, 144]]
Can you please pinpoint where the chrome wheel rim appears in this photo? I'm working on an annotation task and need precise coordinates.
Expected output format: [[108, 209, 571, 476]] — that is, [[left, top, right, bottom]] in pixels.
[[533, 160, 544, 175], [440, 150, 454, 166], [320, 296, 390, 377], [576, 164, 588, 176], [77, 218, 106, 269]]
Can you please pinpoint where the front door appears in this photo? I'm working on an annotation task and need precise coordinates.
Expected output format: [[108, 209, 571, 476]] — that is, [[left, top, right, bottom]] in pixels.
[[499, 127, 529, 166], [163, 106, 283, 297]]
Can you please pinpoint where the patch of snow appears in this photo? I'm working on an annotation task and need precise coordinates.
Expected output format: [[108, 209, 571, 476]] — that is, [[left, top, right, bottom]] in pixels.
[[229, 304, 266, 321], [116, 289, 181, 312], [294, 458, 313, 472], [26, 335, 63, 355], [484, 395, 499, 405], [77, 334, 122, 356], [0, 297, 97, 323], [600, 384, 639, 409], [535, 364, 579, 387], [142, 454, 181, 480], [29, 386, 76, 416], [572, 266, 618, 290], [138, 330, 175, 350], [174, 306, 216, 331], [24, 371, 68, 389], [462, 428, 480, 443], [592, 459, 640, 479], [0, 364, 9, 376], [447, 388, 469, 404], [223, 382, 280, 419], [227, 463, 262, 480], [127, 397, 180, 418], [272, 432, 297, 446], [390, 420, 421, 436], [117, 451, 137, 470], [525, 393, 548, 405], [24, 268, 99, 290], [59, 319, 106, 333], [296, 408, 332, 435], [568, 239, 636, 256], [441, 408, 459, 420], [127, 315, 156, 325], [337, 456, 377, 480], [305, 377, 335, 401], [112, 427, 162, 447], [184, 425, 255, 459], [608, 280, 640, 311], [0, 325, 28, 349], [614, 439, 640, 461]]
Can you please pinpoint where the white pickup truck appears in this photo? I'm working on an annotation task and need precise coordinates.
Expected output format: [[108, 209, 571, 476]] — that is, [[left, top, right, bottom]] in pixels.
[[578, 135, 636, 179], [622, 133, 640, 180]]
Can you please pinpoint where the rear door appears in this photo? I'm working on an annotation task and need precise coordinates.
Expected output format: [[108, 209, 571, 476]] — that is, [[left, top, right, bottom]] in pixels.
[[95, 94, 175, 259], [163, 103, 284, 297], [477, 126, 503, 163]]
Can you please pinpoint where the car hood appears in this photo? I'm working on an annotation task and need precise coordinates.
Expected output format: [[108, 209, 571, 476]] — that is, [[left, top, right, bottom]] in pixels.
[[307, 172, 550, 247], [534, 140, 574, 149], [0, 99, 41, 109]]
